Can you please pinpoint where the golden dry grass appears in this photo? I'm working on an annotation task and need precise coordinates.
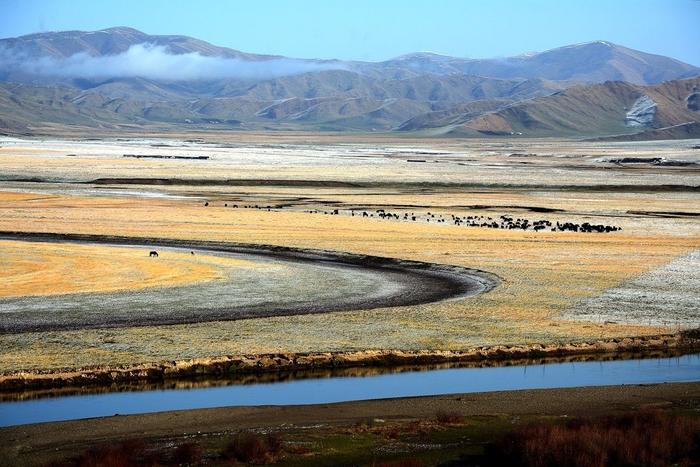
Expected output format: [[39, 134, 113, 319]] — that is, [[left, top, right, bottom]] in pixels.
[[0, 136, 698, 372], [0, 188, 697, 371], [0, 240, 257, 298]]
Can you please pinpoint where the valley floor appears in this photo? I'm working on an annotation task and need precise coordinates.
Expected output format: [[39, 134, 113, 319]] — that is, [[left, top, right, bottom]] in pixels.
[[0, 134, 698, 376]]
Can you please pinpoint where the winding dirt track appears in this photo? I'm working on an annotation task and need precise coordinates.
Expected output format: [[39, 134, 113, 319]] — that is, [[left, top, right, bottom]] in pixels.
[[0, 231, 500, 333]]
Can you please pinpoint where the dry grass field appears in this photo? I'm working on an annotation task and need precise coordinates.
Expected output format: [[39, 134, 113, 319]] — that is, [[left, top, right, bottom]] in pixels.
[[0, 136, 698, 373], [0, 239, 257, 298]]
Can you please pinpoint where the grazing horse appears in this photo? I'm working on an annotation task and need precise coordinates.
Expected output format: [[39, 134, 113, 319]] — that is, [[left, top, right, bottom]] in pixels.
[[149, 251, 159, 257]]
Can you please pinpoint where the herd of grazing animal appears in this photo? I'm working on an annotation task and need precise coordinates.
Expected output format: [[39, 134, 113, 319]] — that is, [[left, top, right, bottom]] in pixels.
[[202, 202, 621, 234]]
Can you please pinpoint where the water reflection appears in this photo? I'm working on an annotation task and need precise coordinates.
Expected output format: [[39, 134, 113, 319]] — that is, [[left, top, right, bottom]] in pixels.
[[1, 352, 698, 427], [2, 349, 693, 402]]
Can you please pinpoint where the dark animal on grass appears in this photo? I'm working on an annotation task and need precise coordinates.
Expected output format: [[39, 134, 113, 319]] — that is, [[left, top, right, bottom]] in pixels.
[[149, 251, 159, 257]]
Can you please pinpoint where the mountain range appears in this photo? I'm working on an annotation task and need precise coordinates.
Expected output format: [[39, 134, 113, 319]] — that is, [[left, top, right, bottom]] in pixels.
[[0, 27, 698, 138]]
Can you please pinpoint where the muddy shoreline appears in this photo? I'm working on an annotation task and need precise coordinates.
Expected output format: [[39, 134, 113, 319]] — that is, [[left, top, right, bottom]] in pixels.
[[0, 231, 499, 333], [1, 330, 698, 392]]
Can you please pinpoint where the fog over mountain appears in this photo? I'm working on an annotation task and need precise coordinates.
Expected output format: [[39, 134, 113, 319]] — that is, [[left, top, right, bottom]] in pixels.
[[0, 27, 698, 137], [0, 43, 344, 81]]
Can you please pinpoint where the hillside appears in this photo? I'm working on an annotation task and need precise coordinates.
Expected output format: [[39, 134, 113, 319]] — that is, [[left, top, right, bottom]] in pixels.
[[396, 100, 513, 132], [0, 27, 698, 135], [406, 78, 700, 138], [0, 26, 279, 61], [0, 72, 567, 132], [365, 42, 700, 85]]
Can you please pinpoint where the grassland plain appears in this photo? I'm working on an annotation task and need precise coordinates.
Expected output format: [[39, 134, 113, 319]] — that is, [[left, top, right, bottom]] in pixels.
[[0, 233, 496, 336], [0, 136, 699, 375], [0, 239, 259, 298]]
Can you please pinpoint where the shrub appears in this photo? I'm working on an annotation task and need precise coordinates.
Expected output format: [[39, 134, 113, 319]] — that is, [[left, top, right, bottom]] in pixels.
[[173, 441, 202, 465], [223, 432, 283, 464], [74, 439, 147, 467], [373, 460, 423, 467], [435, 410, 464, 424], [284, 443, 313, 455], [265, 432, 283, 455], [488, 409, 700, 467]]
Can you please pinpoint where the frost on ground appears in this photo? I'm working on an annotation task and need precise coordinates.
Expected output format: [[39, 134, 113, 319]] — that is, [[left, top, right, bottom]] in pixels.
[[563, 249, 700, 328]]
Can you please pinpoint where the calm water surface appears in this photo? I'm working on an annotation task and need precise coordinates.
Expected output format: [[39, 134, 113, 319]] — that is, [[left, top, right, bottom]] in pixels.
[[1, 353, 698, 427]]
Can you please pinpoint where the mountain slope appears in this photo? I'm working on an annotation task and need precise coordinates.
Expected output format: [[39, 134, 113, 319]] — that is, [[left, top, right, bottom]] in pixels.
[[369, 42, 700, 85], [1, 28, 699, 135], [2, 28, 698, 89], [430, 78, 700, 138], [0, 72, 564, 132], [0, 26, 278, 61], [396, 100, 513, 131]]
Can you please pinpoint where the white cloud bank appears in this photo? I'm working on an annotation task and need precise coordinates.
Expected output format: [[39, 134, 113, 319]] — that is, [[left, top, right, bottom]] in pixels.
[[0, 43, 344, 81]]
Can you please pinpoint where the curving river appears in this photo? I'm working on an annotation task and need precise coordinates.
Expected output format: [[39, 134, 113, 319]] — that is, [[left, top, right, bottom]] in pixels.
[[0, 232, 499, 333]]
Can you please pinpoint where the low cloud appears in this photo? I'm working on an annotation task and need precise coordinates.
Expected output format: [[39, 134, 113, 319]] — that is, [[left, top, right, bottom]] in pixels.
[[0, 43, 344, 81]]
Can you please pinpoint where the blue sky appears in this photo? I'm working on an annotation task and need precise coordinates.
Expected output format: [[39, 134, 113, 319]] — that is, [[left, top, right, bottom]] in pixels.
[[1, 0, 699, 65]]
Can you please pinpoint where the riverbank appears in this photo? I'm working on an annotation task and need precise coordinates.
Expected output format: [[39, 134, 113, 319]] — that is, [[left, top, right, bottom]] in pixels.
[[2, 330, 698, 391], [2, 382, 699, 466]]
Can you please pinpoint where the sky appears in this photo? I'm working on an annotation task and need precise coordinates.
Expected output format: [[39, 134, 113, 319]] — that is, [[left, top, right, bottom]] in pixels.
[[1, 0, 699, 65]]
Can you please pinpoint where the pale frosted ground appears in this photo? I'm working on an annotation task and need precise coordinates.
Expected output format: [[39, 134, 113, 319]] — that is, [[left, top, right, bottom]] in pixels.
[[1, 136, 699, 187], [0, 135, 698, 371], [564, 249, 700, 328], [0, 246, 409, 332]]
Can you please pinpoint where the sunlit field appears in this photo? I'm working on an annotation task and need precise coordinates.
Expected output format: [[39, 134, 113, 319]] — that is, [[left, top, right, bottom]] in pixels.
[[0, 136, 698, 373]]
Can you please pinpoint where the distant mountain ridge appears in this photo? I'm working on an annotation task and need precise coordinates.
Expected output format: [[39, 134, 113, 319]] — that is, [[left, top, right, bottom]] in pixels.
[[0, 26, 279, 61], [407, 78, 700, 139], [0, 27, 698, 136], [3, 28, 697, 84], [365, 41, 700, 85]]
